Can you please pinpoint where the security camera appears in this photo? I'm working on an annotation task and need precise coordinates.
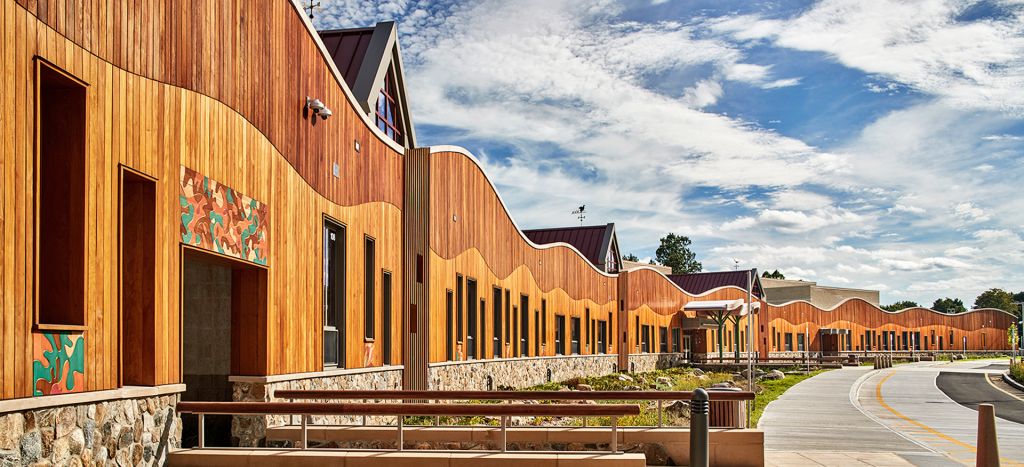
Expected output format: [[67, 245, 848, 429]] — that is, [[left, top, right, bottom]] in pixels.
[[320, 107, 333, 120], [305, 97, 325, 113]]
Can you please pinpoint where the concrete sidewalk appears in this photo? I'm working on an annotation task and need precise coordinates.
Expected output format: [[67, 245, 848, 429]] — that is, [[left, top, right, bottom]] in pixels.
[[759, 367, 958, 466]]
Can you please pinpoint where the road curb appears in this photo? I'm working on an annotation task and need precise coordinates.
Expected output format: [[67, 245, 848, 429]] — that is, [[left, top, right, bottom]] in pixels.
[[1002, 372, 1024, 392]]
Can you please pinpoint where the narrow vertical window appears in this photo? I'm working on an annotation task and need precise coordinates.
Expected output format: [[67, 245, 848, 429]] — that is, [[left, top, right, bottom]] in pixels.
[[634, 316, 640, 348], [512, 306, 519, 357], [467, 279, 478, 359], [363, 237, 376, 340], [504, 290, 511, 344], [323, 221, 346, 368], [456, 275, 464, 351], [382, 271, 392, 365], [520, 295, 529, 356], [36, 60, 87, 327], [446, 290, 454, 361], [375, 68, 404, 145], [534, 310, 540, 356], [555, 315, 566, 355], [570, 317, 581, 355], [480, 299, 487, 358], [660, 327, 668, 353], [542, 300, 548, 346], [493, 287, 503, 357]]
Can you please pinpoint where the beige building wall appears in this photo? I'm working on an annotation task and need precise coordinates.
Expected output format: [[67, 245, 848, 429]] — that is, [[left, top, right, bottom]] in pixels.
[[762, 278, 879, 309], [621, 260, 673, 275]]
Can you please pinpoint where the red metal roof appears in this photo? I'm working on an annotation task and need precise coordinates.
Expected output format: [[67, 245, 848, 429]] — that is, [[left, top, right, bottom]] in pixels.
[[522, 224, 612, 269], [318, 28, 375, 90], [668, 270, 763, 298]]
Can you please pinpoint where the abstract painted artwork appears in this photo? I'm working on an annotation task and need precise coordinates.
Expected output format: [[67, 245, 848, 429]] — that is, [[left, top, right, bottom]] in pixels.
[[32, 332, 86, 396], [179, 166, 269, 265]]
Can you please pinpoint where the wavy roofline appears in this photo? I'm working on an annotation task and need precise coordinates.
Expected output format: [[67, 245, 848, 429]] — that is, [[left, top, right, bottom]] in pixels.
[[286, 0, 407, 154], [625, 265, 758, 300], [429, 145, 617, 279], [767, 296, 1018, 318]]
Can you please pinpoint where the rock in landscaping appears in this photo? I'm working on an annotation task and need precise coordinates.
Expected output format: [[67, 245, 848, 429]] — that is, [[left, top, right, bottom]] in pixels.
[[664, 400, 689, 416], [623, 385, 641, 391], [618, 374, 634, 382], [576, 384, 593, 391], [711, 381, 734, 389], [656, 376, 672, 386], [764, 370, 785, 380], [692, 369, 705, 376]]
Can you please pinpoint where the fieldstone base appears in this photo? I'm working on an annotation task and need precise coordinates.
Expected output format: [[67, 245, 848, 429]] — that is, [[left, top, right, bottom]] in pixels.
[[428, 355, 619, 391], [231, 368, 403, 447], [0, 394, 180, 467], [627, 353, 689, 373]]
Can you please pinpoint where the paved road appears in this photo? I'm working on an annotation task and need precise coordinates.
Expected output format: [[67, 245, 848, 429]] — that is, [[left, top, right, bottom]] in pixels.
[[759, 367, 955, 466], [937, 371, 1024, 424], [856, 359, 1024, 466]]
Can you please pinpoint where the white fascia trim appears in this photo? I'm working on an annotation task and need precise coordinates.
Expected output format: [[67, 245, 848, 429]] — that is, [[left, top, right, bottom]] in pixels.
[[285, 0, 406, 154], [429, 145, 617, 279]]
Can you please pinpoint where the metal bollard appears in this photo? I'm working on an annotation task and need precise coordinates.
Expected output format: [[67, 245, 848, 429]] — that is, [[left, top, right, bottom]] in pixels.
[[976, 403, 999, 467], [690, 388, 710, 467]]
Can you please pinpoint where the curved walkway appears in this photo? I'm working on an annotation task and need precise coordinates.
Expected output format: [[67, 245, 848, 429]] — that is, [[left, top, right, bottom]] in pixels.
[[760, 367, 953, 466]]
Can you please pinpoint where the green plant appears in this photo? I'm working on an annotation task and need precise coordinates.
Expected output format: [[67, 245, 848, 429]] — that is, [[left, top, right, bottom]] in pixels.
[[1010, 360, 1024, 385]]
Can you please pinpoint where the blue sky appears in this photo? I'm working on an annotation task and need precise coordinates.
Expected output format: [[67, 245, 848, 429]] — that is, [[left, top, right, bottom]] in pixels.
[[316, 0, 1024, 307]]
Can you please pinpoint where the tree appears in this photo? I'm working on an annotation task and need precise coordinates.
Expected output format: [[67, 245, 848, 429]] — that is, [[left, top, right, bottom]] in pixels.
[[881, 300, 919, 312], [974, 288, 1017, 313], [622, 253, 639, 262], [932, 297, 966, 314], [761, 270, 785, 279], [1013, 291, 1024, 303], [654, 233, 702, 275]]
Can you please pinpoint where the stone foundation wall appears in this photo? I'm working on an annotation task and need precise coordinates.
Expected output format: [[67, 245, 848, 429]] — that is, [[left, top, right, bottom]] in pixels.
[[0, 394, 180, 467], [428, 355, 619, 391], [626, 353, 690, 373], [231, 367, 403, 447]]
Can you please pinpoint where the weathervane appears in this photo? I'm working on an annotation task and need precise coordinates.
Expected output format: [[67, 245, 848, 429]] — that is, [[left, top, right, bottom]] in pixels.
[[304, 0, 321, 20], [571, 205, 586, 225]]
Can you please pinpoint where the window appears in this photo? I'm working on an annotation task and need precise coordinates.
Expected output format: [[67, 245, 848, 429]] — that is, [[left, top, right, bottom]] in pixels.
[[456, 275, 464, 350], [570, 317, 581, 354], [607, 312, 613, 350], [542, 300, 548, 347], [121, 169, 156, 385], [323, 221, 346, 367], [982, 333, 986, 349], [363, 237, 375, 340], [672, 328, 681, 353], [493, 287, 503, 357], [634, 316, 640, 349], [467, 279, 478, 359], [902, 331, 908, 350], [505, 290, 511, 344], [36, 60, 87, 328], [772, 327, 777, 349], [797, 334, 805, 352], [914, 331, 921, 351], [535, 310, 541, 356], [512, 306, 519, 357], [785, 333, 793, 351], [939, 336, 944, 350], [641, 326, 651, 353], [480, 298, 487, 359], [555, 315, 566, 355], [446, 290, 454, 361], [585, 309, 591, 350], [521, 295, 530, 356], [375, 68, 404, 145], [950, 331, 955, 350], [382, 272, 392, 365], [860, 334, 865, 351], [598, 321, 608, 354], [659, 327, 668, 353]]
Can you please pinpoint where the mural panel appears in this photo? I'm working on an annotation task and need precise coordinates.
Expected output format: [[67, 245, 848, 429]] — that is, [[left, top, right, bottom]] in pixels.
[[179, 166, 269, 265], [32, 332, 86, 396]]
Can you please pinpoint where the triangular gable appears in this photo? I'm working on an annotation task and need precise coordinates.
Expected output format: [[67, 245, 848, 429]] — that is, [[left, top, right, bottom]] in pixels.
[[350, 21, 417, 148]]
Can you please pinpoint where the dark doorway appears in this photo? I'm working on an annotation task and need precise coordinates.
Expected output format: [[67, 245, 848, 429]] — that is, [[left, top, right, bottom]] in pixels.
[[120, 168, 156, 386], [180, 248, 267, 448]]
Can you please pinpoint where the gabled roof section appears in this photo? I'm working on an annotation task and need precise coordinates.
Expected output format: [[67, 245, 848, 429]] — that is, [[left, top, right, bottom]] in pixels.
[[522, 223, 621, 273], [668, 270, 763, 298], [318, 21, 416, 148]]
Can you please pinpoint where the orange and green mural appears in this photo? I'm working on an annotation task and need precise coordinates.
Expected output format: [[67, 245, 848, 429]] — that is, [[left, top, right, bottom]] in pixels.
[[32, 332, 86, 396], [179, 165, 269, 265]]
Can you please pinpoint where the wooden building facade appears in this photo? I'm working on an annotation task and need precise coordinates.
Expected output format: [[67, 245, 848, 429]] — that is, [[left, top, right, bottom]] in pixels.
[[0, 0, 1017, 408]]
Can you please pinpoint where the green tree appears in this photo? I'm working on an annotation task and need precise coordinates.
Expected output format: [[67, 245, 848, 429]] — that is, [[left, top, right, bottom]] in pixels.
[[622, 253, 639, 262], [1013, 291, 1024, 303], [974, 288, 1017, 313], [761, 270, 785, 279], [654, 233, 702, 275], [882, 300, 919, 312], [932, 297, 966, 314]]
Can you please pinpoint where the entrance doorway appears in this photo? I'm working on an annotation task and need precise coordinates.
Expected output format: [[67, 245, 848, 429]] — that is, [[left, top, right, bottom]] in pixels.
[[180, 247, 267, 447]]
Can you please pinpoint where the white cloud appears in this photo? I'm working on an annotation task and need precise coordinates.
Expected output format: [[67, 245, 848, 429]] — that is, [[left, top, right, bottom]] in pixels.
[[682, 80, 724, 108], [887, 204, 926, 215], [953, 202, 990, 223]]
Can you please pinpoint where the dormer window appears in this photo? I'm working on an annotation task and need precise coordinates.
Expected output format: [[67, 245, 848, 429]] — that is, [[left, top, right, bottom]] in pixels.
[[375, 69, 403, 145]]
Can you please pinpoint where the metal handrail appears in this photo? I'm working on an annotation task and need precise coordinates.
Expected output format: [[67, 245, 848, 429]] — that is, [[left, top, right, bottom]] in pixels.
[[177, 401, 638, 453]]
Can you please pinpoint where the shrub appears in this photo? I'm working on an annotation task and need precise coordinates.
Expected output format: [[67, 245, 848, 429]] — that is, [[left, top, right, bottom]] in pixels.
[[1010, 360, 1024, 385]]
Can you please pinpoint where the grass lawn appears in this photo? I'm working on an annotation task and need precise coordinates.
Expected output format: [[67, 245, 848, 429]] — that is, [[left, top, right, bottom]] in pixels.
[[750, 369, 828, 426]]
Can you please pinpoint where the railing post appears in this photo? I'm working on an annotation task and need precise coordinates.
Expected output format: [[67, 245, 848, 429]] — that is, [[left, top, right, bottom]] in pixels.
[[689, 388, 709, 467], [198, 414, 205, 449], [397, 415, 404, 451], [977, 403, 999, 467], [582, 416, 588, 427], [501, 416, 508, 453], [611, 416, 619, 453], [301, 414, 308, 450], [657, 399, 663, 427]]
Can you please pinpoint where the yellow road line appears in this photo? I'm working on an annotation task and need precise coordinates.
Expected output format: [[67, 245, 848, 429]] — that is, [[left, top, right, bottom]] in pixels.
[[874, 371, 1024, 466]]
